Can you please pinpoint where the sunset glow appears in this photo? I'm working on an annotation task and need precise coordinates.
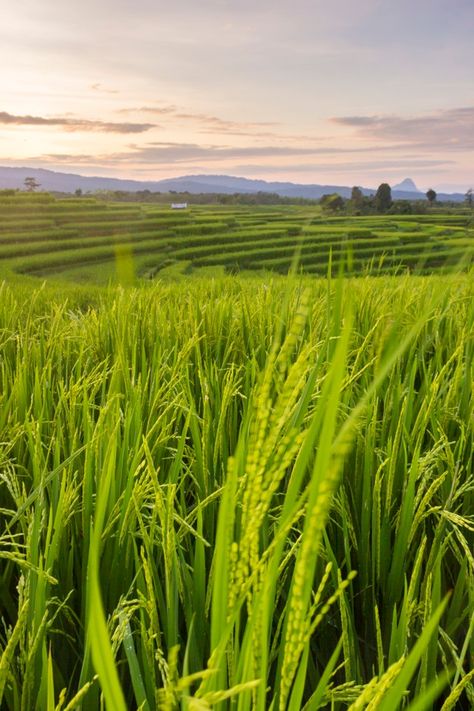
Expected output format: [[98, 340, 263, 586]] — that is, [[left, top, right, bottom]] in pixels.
[[1, 0, 473, 191]]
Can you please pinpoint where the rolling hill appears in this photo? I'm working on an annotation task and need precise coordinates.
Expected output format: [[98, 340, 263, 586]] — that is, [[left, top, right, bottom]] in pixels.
[[0, 166, 468, 202]]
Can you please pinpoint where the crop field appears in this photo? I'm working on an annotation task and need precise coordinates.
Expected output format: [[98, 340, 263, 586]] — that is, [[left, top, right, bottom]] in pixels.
[[0, 192, 473, 710], [0, 268, 473, 710], [0, 192, 472, 283]]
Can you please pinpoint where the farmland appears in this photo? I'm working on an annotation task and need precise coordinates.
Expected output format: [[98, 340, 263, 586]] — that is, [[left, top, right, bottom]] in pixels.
[[0, 194, 473, 710], [0, 192, 472, 282]]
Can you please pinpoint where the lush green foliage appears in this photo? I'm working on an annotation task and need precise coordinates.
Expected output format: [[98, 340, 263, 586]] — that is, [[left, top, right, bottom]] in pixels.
[[375, 184, 393, 213], [0, 272, 473, 709], [0, 194, 472, 284]]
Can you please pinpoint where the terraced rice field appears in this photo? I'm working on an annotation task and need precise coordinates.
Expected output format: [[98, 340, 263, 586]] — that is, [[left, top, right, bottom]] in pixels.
[[1, 192, 473, 710], [0, 192, 472, 282]]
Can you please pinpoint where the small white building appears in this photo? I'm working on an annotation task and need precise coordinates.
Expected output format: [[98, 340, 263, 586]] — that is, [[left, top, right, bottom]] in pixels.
[[171, 202, 188, 209]]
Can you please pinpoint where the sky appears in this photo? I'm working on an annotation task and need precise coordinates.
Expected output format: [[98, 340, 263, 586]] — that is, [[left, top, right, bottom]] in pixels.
[[1, 0, 473, 191]]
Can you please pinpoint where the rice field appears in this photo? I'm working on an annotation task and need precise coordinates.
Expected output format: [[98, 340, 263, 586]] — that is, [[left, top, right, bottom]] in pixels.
[[0, 192, 472, 283], [0, 268, 473, 710], [0, 192, 473, 709]]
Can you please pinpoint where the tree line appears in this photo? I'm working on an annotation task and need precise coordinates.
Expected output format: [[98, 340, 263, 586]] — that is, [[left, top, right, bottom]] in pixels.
[[7, 178, 474, 211], [320, 184, 474, 215]]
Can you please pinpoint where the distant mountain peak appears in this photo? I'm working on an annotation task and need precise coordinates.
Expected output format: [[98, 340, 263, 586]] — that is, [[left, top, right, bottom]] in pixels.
[[393, 178, 419, 193]]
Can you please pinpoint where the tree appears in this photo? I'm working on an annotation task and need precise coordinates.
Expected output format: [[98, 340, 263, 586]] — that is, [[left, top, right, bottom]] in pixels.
[[24, 176, 40, 192], [351, 186, 363, 201], [320, 193, 345, 213], [350, 186, 364, 206], [389, 199, 414, 215], [426, 188, 436, 205], [75, 188, 83, 197], [350, 186, 366, 214], [375, 183, 392, 213], [465, 188, 473, 207]]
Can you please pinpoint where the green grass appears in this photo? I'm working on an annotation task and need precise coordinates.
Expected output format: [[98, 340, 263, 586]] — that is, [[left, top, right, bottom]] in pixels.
[[0, 194, 472, 283], [0, 270, 473, 710]]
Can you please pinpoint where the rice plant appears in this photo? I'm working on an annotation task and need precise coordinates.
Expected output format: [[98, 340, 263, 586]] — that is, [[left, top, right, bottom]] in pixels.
[[0, 194, 472, 281], [0, 271, 472, 709]]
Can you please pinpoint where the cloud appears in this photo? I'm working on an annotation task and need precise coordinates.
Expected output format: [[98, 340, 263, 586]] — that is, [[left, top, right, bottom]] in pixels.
[[331, 107, 474, 150], [0, 111, 155, 133], [114, 141, 459, 165], [39, 142, 325, 166], [234, 158, 454, 175], [90, 83, 119, 94], [41, 153, 105, 163], [35, 144, 454, 172], [108, 141, 350, 164], [120, 104, 281, 137], [333, 116, 379, 127]]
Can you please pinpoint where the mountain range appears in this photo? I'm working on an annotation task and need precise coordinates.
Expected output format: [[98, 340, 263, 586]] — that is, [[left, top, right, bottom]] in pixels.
[[0, 166, 467, 202]]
